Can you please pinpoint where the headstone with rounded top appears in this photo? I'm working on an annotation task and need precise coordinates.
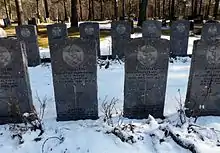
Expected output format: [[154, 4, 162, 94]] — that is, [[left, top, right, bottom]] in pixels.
[[16, 25, 40, 67], [48, 24, 98, 121], [185, 40, 220, 117], [111, 21, 131, 59], [0, 38, 33, 124], [201, 23, 220, 42], [170, 20, 190, 57], [79, 22, 100, 58], [123, 37, 170, 119]]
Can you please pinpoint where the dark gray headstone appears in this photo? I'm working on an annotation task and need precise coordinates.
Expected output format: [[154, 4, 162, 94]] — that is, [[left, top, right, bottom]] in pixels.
[[142, 20, 162, 39], [49, 27, 98, 120], [170, 20, 190, 56], [124, 38, 170, 119], [0, 38, 33, 124], [47, 23, 68, 46], [185, 40, 220, 117], [201, 23, 220, 42], [111, 21, 131, 59], [16, 25, 40, 67], [79, 22, 100, 57]]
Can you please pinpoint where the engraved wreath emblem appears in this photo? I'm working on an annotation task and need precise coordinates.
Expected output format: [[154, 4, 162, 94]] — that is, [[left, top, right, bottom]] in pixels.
[[62, 44, 84, 67], [21, 28, 31, 37], [0, 46, 12, 67], [137, 45, 158, 66], [84, 25, 94, 35], [176, 23, 185, 33], [116, 24, 126, 35], [147, 23, 157, 34], [52, 27, 62, 37]]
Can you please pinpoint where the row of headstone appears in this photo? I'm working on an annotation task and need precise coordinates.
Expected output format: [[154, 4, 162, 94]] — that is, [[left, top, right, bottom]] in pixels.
[[1, 22, 220, 124]]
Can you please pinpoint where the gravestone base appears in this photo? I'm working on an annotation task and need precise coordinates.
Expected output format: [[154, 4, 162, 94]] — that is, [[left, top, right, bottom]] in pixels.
[[0, 116, 23, 125], [123, 105, 164, 119], [57, 111, 98, 121]]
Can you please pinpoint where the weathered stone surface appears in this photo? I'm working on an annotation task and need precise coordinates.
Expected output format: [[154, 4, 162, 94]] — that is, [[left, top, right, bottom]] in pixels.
[[47, 23, 68, 45], [201, 23, 220, 42], [185, 40, 220, 117], [124, 38, 170, 119], [142, 20, 162, 39], [79, 22, 100, 57], [170, 20, 190, 56], [111, 21, 131, 59], [16, 25, 40, 66], [0, 38, 33, 124], [49, 34, 98, 120]]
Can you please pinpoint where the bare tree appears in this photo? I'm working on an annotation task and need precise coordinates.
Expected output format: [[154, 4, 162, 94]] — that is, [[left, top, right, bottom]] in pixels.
[[43, 0, 50, 20], [137, 0, 148, 26], [79, 0, 83, 20], [4, 0, 9, 19], [71, 0, 78, 27], [15, 0, 25, 25], [114, 0, 118, 20], [213, 0, 220, 19]]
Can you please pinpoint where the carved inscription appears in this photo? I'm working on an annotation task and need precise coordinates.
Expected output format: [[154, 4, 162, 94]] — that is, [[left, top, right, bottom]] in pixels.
[[206, 45, 220, 64], [0, 68, 17, 89]]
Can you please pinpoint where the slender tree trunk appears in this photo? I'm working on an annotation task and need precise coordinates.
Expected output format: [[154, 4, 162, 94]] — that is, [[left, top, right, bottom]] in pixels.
[[100, 0, 104, 20], [43, 0, 49, 19], [36, 0, 40, 18], [4, 0, 9, 19], [168, 0, 171, 18], [92, 0, 95, 20], [15, 0, 25, 25], [170, 0, 175, 20], [154, 0, 157, 18], [137, 0, 148, 26], [114, 0, 118, 20], [71, 0, 78, 27], [191, 0, 194, 17], [198, 0, 202, 15], [158, 0, 160, 18], [63, 0, 68, 21], [122, 0, 125, 19], [8, 0, 12, 19], [79, 0, 83, 20], [88, 0, 92, 20], [162, 0, 165, 18], [213, 0, 220, 18], [193, 0, 198, 17], [206, 0, 212, 18]]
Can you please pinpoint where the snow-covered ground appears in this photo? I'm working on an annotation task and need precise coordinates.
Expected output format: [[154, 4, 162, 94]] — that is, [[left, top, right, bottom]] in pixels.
[[1, 34, 220, 153]]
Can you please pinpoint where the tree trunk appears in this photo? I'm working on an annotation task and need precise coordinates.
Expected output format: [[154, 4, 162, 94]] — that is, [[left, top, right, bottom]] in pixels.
[[92, 0, 95, 20], [162, 0, 165, 18], [206, 0, 212, 18], [168, 0, 171, 18], [88, 0, 92, 20], [154, 0, 157, 18], [100, 0, 104, 20], [213, 0, 220, 18], [4, 0, 9, 19], [137, 0, 148, 26], [15, 0, 25, 25], [43, 0, 49, 19], [193, 0, 198, 17], [191, 0, 194, 16], [158, 0, 160, 18], [8, 0, 12, 19], [63, 0, 68, 21], [114, 0, 118, 20], [198, 0, 202, 15], [36, 0, 40, 18], [79, 0, 83, 20], [71, 0, 78, 27], [170, 0, 175, 20], [122, 0, 125, 19]]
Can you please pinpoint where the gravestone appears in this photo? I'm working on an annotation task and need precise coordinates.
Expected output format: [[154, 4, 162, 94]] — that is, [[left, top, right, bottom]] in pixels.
[[111, 21, 131, 59], [47, 23, 68, 46], [0, 38, 33, 124], [201, 23, 220, 42], [124, 38, 170, 119], [16, 25, 41, 67], [47, 24, 98, 121], [185, 40, 220, 117], [142, 20, 162, 39], [170, 20, 190, 56], [79, 22, 100, 58]]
